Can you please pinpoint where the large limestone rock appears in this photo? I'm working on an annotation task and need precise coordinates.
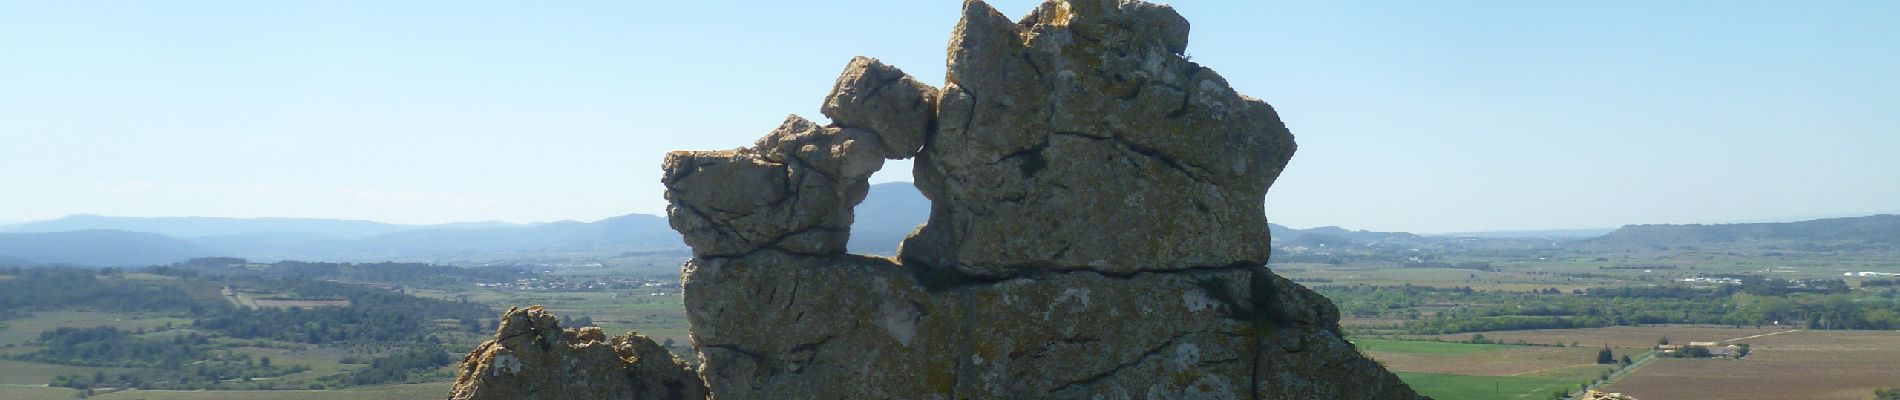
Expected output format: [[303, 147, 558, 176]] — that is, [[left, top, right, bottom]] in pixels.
[[443, 0, 1425, 399], [449, 306, 706, 400], [655, 1, 1422, 398], [652, 0, 1421, 398]]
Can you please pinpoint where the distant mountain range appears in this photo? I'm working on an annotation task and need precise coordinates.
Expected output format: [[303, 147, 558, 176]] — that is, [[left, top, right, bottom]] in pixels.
[[0, 230, 213, 267], [0, 213, 683, 267], [846, 182, 931, 255], [2, 182, 1892, 267], [4, 214, 518, 239], [1579, 214, 1900, 249], [0, 183, 930, 267], [1269, 224, 1421, 247]]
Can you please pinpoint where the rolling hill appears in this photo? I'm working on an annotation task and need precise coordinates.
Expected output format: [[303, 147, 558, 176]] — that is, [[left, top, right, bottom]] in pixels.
[[1579, 214, 1900, 249], [847, 182, 931, 255], [0, 215, 683, 266], [0, 230, 216, 266], [4, 214, 509, 239]]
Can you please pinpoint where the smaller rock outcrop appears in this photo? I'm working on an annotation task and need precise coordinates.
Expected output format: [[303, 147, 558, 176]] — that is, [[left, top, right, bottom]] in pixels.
[[449, 306, 706, 400], [661, 56, 938, 260], [662, 116, 888, 258], [822, 56, 939, 159]]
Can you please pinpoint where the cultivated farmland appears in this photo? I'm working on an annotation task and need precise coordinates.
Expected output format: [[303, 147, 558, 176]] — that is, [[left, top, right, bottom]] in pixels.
[[1606, 329, 1900, 399], [1352, 338, 1621, 399]]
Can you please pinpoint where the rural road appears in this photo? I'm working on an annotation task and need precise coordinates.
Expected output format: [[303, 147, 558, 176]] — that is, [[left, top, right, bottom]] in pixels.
[[1569, 351, 1658, 399], [1718, 329, 1801, 343]]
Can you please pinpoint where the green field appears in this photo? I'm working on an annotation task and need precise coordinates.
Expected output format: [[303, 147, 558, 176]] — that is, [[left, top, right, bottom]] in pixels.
[[412, 286, 692, 353], [1352, 338, 1516, 354], [1396, 371, 1577, 400], [0, 359, 143, 385], [0, 311, 193, 346]]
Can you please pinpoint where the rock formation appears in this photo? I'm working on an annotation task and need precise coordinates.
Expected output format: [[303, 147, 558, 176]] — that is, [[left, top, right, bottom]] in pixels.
[[448, 306, 706, 400], [456, 0, 1424, 399], [661, 1, 1423, 399]]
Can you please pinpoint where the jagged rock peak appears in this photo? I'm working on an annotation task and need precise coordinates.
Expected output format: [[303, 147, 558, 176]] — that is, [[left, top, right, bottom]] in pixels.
[[904, 0, 1296, 277], [448, 306, 706, 400]]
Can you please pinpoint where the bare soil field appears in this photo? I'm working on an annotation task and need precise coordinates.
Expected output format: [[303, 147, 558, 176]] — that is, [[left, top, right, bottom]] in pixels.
[[1606, 329, 1900, 400], [222, 287, 351, 309]]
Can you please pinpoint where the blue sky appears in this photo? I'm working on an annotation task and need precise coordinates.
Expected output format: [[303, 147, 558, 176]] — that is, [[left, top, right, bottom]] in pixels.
[[1, 1, 1895, 233]]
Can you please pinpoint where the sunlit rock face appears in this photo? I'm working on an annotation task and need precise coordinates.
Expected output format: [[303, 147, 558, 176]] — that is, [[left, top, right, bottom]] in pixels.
[[448, 306, 706, 400], [648, 0, 1421, 399]]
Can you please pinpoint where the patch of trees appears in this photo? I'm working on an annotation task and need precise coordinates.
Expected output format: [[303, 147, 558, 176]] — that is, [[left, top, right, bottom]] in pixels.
[[198, 306, 430, 343], [164, 258, 534, 289], [5, 268, 494, 345], [1663, 346, 1714, 358], [1582, 277, 1847, 299], [1313, 285, 1478, 319], [12, 326, 213, 367], [48, 359, 312, 391], [194, 279, 491, 344], [1584, 286, 1710, 299], [25, 327, 313, 390], [314, 342, 455, 387], [0, 268, 203, 313], [1876, 387, 1900, 400]]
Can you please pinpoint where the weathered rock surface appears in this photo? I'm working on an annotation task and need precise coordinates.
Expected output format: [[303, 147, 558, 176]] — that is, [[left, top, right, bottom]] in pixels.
[[822, 56, 939, 159], [903, 0, 1296, 277], [682, 250, 1418, 399], [449, 306, 706, 400], [458, 0, 1423, 399], [662, 115, 889, 258]]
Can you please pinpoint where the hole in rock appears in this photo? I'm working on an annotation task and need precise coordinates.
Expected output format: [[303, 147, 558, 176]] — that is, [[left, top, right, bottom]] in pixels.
[[848, 158, 928, 256]]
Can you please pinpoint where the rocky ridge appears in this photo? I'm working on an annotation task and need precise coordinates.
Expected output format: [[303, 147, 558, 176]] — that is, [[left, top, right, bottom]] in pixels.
[[448, 306, 706, 400], [452, 0, 1423, 398]]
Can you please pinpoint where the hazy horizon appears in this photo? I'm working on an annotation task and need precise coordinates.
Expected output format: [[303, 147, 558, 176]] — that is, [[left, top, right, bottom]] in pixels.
[[4, 1, 1896, 233], [4, 181, 1894, 236]]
